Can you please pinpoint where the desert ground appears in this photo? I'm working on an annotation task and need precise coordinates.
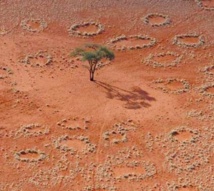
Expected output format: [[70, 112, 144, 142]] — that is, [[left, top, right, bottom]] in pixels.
[[0, 0, 214, 190]]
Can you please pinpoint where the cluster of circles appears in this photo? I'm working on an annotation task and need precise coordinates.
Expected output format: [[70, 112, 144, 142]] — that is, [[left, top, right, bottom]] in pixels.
[[57, 117, 90, 130], [105, 147, 157, 182], [196, 0, 214, 10], [90, 147, 156, 190], [20, 51, 52, 67], [165, 142, 210, 174], [199, 83, 214, 97], [54, 135, 96, 155], [15, 123, 49, 137], [14, 149, 46, 162], [143, 51, 183, 68], [110, 35, 156, 51], [68, 22, 104, 37], [173, 34, 205, 48], [20, 19, 47, 32], [154, 126, 213, 175], [143, 13, 171, 27], [151, 78, 190, 94], [2, 18, 207, 54]]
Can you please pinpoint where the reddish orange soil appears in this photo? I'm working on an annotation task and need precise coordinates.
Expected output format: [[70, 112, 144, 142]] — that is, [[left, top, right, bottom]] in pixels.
[[26, 21, 41, 31], [77, 25, 100, 34], [148, 16, 167, 25], [179, 36, 200, 45], [153, 54, 177, 64], [114, 38, 152, 48], [0, 0, 214, 191]]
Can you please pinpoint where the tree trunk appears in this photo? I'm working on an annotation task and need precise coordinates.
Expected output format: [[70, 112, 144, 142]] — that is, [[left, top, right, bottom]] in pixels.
[[91, 71, 95, 81], [89, 63, 94, 81], [90, 71, 94, 81], [89, 62, 97, 81]]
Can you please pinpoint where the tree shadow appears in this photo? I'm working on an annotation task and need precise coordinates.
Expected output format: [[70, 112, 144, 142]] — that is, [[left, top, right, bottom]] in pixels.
[[95, 81, 156, 109]]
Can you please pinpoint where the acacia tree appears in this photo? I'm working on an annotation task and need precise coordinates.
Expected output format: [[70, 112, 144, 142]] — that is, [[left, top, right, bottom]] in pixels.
[[71, 44, 115, 81]]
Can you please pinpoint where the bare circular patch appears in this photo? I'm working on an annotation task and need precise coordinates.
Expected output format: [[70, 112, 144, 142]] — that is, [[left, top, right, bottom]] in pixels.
[[169, 127, 200, 143], [112, 161, 155, 180], [110, 35, 156, 51], [173, 34, 205, 48], [20, 19, 47, 32], [16, 124, 49, 137], [54, 135, 96, 155], [103, 120, 137, 145], [151, 78, 190, 94], [199, 83, 214, 97], [57, 117, 90, 130], [20, 51, 52, 67], [196, 0, 214, 10], [68, 22, 104, 37], [103, 128, 127, 145], [14, 149, 46, 162], [144, 52, 182, 68], [143, 13, 171, 27]]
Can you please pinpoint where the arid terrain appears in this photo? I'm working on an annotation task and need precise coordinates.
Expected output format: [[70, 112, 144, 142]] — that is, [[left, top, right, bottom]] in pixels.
[[0, 0, 214, 190]]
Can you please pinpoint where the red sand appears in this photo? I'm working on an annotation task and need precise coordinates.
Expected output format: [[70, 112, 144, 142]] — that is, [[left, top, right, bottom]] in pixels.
[[0, 0, 213, 190]]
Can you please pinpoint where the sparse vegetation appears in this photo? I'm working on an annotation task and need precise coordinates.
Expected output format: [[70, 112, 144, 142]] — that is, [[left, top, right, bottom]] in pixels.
[[143, 13, 171, 27], [1, 1, 214, 190], [68, 22, 104, 37], [71, 44, 115, 81], [110, 35, 156, 50]]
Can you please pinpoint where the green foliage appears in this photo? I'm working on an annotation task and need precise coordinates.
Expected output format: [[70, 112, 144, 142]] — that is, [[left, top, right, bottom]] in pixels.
[[82, 52, 97, 62], [97, 46, 115, 60], [71, 44, 115, 62], [71, 43, 115, 81]]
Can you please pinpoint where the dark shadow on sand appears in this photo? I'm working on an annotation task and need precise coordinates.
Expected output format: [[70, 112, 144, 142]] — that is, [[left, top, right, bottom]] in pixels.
[[95, 81, 156, 109]]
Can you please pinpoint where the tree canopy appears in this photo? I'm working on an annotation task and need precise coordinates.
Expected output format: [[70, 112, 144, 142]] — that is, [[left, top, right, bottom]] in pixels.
[[71, 44, 115, 81]]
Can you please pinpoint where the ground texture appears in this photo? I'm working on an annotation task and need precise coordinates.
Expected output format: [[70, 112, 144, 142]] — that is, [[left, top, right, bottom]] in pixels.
[[0, 0, 214, 190]]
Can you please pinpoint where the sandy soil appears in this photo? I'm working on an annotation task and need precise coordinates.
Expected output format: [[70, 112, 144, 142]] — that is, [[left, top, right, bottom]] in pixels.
[[0, 0, 213, 190]]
